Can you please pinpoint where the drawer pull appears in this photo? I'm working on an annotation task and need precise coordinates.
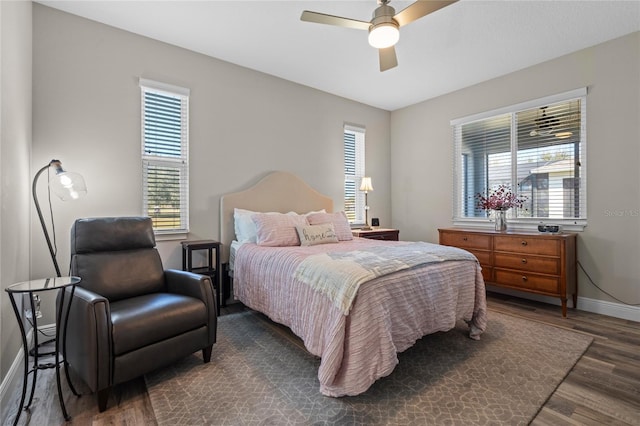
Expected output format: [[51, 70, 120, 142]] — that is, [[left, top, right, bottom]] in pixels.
[[521, 258, 527, 264], [521, 240, 528, 246], [463, 237, 468, 241], [522, 276, 528, 281]]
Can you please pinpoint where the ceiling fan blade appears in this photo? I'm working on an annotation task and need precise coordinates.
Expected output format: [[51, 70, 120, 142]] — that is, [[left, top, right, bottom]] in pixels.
[[379, 46, 398, 72], [300, 11, 371, 31], [394, 0, 458, 27]]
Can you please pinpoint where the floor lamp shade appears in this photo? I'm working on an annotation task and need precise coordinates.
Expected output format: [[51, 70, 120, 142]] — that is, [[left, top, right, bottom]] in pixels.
[[33, 159, 87, 276]]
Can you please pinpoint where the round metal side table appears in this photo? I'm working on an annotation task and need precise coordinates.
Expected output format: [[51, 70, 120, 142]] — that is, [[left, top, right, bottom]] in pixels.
[[5, 276, 81, 425]]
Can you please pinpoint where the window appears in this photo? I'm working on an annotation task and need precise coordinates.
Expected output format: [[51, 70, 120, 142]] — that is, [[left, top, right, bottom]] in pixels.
[[452, 88, 587, 230], [140, 79, 189, 234], [344, 125, 366, 224]]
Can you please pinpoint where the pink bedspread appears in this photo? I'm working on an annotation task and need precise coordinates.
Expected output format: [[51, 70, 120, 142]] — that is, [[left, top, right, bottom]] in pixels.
[[233, 238, 487, 397]]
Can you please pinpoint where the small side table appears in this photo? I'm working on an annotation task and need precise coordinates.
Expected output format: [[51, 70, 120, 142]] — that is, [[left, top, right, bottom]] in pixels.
[[181, 240, 223, 312], [5, 276, 81, 425], [352, 228, 400, 241]]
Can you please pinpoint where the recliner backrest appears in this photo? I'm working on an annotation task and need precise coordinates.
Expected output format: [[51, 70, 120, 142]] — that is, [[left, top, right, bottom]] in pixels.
[[70, 217, 165, 301]]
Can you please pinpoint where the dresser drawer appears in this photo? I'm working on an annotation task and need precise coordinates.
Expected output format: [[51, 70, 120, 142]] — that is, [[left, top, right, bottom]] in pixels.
[[352, 229, 399, 241], [440, 232, 491, 250], [494, 269, 559, 294], [494, 253, 560, 275], [466, 249, 491, 266], [460, 249, 492, 282], [494, 235, 560, 256], [480, 266, 493, 282], [366, 232, 398, 241]]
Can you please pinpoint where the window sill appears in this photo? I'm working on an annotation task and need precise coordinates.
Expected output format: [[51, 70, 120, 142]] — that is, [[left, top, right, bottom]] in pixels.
[[154, 232, 188, 242], [452, 218, 586, 232]]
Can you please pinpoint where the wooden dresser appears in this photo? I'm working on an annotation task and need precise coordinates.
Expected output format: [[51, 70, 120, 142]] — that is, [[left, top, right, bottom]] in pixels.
[[439, 228, 577, 317]]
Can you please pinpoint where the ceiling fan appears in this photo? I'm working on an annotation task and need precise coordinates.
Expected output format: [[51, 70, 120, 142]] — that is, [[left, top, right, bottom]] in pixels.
[[530, 106, 576, 139], [300, 0, 458, 72], [530, 106, 560, 137]]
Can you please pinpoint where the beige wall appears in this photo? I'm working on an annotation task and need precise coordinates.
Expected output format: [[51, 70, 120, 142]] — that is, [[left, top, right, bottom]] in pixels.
[[0, 0, 32, 393], [391, 32, 640, 308], [31, 5, 391, 285]]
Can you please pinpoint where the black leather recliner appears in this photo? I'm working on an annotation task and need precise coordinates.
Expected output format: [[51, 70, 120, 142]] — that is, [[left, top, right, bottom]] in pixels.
[[60, 217, 217, 411]]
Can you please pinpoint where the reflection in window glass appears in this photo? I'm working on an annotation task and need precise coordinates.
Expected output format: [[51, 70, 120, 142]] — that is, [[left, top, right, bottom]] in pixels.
[[453, 93, 586, 224]]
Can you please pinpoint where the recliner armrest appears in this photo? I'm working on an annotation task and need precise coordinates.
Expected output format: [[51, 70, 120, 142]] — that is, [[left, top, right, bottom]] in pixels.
[[165, 269, 217, 343], [59, 286, 112, 393], [165, 269, 214, 302]]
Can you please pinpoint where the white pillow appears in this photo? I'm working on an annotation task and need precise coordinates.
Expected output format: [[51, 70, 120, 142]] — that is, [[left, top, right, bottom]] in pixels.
[[304, 209, 327, 216], [234, 208, 260, 243], [296, 223, 339, 246]]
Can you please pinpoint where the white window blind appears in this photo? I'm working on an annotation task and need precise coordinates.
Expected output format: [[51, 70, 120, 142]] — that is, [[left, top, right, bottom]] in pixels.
[[452, 88, 587, 230], [140, 78, 189, 234], [344, 125, 366, 224]]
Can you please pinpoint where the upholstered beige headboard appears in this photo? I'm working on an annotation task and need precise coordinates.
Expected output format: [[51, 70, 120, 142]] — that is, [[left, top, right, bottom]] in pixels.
[[219, 171, 333, 263]]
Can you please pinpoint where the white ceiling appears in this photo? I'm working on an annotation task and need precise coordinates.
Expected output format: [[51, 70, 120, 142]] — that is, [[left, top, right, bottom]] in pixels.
[[37, 0, 640, 111]]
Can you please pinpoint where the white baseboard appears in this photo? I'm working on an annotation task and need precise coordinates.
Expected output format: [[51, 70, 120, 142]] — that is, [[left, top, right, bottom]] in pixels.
[[576, 297, 640, 322], [0, 323, 57, 419], [0, 342, 25, 421], [487, 286, 640, 322]]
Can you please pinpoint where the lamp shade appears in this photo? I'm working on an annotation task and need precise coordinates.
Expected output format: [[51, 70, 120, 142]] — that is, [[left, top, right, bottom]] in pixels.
[[49, 161, 87, 201], [360, 177, 374, 192]]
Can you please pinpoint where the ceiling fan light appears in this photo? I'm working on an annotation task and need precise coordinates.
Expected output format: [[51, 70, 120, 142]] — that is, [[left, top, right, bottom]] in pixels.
[[555, 131, 573, 139], [368, 23, 399, 49]]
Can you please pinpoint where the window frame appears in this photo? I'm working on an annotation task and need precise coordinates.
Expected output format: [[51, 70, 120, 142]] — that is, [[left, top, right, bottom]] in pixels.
[[139, 78, 190, 236], [344, 124, 366, 225], [451, 88, 587, 232]]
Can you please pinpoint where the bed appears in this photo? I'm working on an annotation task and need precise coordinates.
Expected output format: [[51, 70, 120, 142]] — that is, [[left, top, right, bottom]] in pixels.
[[220, 171, 487, 397]]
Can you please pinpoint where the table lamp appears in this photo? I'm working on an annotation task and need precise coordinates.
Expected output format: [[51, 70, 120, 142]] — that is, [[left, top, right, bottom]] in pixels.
[[359, 177, 374, 230]]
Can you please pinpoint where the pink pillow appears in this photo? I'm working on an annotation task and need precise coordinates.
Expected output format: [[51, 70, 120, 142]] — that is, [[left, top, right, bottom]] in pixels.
[[306, 211, 353, 241], [252, 213, 309, 246]]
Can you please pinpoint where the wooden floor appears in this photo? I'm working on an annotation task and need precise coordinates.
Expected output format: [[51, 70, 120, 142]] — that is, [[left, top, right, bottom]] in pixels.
[[3, 293, 639, 426]]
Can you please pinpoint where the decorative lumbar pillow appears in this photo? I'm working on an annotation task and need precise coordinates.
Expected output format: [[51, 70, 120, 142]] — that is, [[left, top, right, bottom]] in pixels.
[[306, 211, 353, 241], [296, 223, 339, 246], [252, 212, 309, 246]]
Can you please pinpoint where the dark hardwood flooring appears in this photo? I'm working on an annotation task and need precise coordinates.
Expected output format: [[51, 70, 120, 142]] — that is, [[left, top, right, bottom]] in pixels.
[[3, 293, 639, 425]]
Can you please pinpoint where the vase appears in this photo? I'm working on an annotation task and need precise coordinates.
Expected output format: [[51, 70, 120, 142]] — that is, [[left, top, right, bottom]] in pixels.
[[494, 209, 507, 232]]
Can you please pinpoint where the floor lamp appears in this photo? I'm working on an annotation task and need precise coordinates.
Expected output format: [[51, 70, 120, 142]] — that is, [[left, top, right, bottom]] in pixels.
[[360, 177, 374, 230], [33, 159, 87, 277]]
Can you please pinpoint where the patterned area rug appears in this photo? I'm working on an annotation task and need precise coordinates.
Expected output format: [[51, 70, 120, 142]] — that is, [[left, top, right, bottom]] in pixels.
[[145, 310, 592, 425]]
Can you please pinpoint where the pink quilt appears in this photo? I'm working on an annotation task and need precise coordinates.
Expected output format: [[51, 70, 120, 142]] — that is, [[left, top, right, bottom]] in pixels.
[[233, 238, 487, 397]]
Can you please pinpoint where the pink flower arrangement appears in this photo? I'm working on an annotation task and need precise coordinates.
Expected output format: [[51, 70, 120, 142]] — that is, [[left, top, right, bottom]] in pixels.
[[476, 185, 526, 211]]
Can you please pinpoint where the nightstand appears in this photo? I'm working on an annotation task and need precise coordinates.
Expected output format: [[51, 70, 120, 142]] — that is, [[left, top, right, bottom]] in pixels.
[[352, 228, 399, 241], [181, 240, 223, 313]]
